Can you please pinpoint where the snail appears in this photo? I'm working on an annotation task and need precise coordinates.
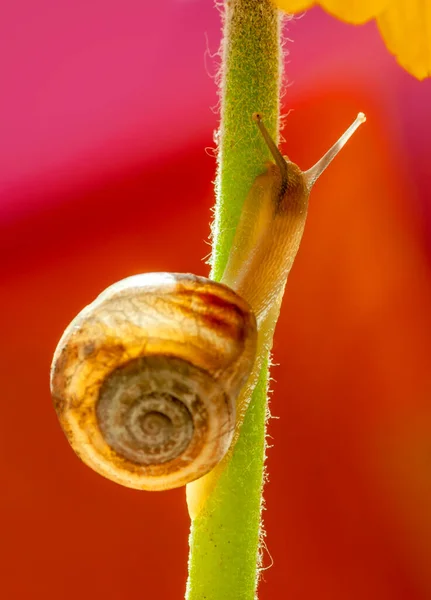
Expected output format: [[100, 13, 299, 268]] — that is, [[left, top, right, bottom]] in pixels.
[[50, 111, 365, 491]]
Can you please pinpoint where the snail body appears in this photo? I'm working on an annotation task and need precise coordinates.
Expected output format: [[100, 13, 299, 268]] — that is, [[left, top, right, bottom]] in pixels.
[[51, 112, 365, 491]]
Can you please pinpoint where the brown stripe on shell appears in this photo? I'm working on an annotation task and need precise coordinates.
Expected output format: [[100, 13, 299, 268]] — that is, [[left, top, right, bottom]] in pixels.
[[170, 284, 253, 346]]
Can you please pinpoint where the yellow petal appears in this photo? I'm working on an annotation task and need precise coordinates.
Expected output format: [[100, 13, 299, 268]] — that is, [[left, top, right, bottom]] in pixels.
[[377, 0, 431, 80], [274, 0, 315, 12], [275, 0, 389, 24], [319, 0, 389, 23], [275, 0, 431, 79]]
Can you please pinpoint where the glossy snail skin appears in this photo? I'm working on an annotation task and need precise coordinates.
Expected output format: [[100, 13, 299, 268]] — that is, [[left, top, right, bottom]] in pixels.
[[217, 112, 366, 429], [222, 112, 367, 325], [51, 112, 365, 494], [51, 273, 257, 490]]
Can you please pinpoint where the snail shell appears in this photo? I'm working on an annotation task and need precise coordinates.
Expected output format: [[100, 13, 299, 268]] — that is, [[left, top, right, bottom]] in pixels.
[[51, 272, 257, 490]]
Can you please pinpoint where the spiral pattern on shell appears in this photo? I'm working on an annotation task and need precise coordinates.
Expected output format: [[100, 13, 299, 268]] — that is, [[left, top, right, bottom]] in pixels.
[[50, 273, 257, 490]]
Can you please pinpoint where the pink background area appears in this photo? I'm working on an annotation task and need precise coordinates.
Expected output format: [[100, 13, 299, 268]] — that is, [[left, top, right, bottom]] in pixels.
[[1, 2, 431, 599]]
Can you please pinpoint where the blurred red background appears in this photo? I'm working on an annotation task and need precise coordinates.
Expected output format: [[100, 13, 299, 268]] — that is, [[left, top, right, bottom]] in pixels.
[[1, 2, 431, 599]]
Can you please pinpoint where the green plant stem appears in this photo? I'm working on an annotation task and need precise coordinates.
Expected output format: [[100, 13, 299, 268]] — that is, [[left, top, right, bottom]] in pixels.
[[185, 1, 282, 599]]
